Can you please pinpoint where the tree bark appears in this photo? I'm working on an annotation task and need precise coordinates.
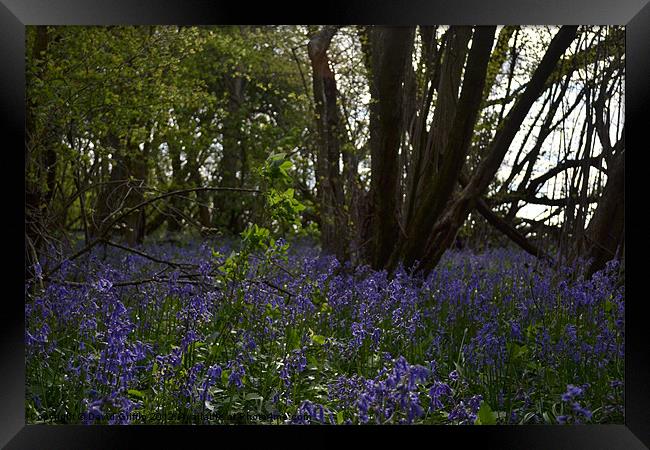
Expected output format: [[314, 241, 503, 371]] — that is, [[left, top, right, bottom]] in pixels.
[[584, 149, 624, 277], [415, 26, 579, 274], [308, 26, 348, 260], [123, 138, 147, 246], [217, 65, 246, 233], [26, 26, 55, 279], [365, 26, 415, 269], [404, 27, 472, 228], [166, 143, 185, 233], [398, 26, 496, 269]]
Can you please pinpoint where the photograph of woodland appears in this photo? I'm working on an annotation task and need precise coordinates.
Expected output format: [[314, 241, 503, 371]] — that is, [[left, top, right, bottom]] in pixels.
[[25, 25, 624, 425]]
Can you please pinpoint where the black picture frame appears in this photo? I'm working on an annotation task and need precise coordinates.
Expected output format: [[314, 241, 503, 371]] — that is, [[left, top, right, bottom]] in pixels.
[[2, 1, 647, 448]]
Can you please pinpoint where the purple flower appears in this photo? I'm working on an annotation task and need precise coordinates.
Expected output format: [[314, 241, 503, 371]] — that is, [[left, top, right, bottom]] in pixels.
[[34, 262, 43, 279], [429, 381, 452, 410], [561, 384, 584, 402], [95, 278, 113, 293], [510, 321, 522, 341], [572, 402, 593, 420], [82, 398, 104, 424], [24, 240, 624, 426], [227, 359, 245, 389]]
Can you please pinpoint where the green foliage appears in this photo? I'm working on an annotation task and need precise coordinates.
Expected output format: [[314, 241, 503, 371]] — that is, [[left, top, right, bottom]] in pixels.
[[266, 188, 306, 226], [241, 224, 272, 251], [261, 152, 294, 186], [25, 25, 315, 241], [258, 152, 306, 230], [475, 401, 498, 425]]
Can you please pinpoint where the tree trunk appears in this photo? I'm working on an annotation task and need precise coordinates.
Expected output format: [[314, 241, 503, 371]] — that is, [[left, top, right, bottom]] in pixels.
[[166, 144, 184, 233], [308, 26, 348, 261], [91, 132, 125, 239], [415, 26, 578, 274], [583, 149, 624, 277], [123, 138, 148, 246], [398, 26, 496, 269], [365, 26, 415, 269], [91, 132, 148, 246], [25, 25, 53, 279], [217, 68, 246, 233], [188, 160, 212, 231], [418, 27, 472, 201]]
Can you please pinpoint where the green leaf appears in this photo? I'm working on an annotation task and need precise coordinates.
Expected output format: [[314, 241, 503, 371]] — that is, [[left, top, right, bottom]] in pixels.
[[604, 299, 613, 314], [475, 401, 497, 425], [512, 343, 529, 360], [244, 393, 264, 401], [453, 361, 464, 379], [336, 411, 344, 425], [127, 389, 145, 400], [286, 327, 300, 351], [543, 411, 556, 424], [520, 411, 538, 424], [311, 334, 326, 345]]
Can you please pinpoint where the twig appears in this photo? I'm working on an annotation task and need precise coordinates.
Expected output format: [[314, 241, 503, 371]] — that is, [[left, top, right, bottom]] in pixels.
[[248, 279, 295, 298], [54, 276, 212, 289], [103, 240, 195, 269], [43, 186, 261, 280]]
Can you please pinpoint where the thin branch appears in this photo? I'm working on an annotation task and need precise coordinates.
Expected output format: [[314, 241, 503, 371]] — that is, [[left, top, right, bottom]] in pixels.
[[43, 186, 261, 280], [103, 240, 196, 269]]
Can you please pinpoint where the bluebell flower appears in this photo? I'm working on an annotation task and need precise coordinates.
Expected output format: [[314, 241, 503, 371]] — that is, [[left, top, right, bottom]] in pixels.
[[429, 381, 452, 410], [572, 402, 592, 421], [561, 384, 584, 402], [227, 359, 245, 389], [95, 278, 113, 293], [34, 262, 42, 279]]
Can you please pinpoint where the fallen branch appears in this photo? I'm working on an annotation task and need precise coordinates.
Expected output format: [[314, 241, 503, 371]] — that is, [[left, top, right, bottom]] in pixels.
[[52, 273, 295, 299], [101, 186, 262, 232], [460, 173, 553, 262], [42, 186, 261, 280], [474, 198, 553, 262], [103, 240, 196, 269], [53, 277, 209, 288], [248, 279, 295, 298]]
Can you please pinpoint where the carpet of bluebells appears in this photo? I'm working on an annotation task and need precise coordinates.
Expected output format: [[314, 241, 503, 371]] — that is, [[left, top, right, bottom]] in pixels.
[[25, 239, 624, 425]]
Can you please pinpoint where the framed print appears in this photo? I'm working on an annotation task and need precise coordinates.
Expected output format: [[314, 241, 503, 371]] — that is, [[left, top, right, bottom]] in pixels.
[[2, 0, 648, 448]]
